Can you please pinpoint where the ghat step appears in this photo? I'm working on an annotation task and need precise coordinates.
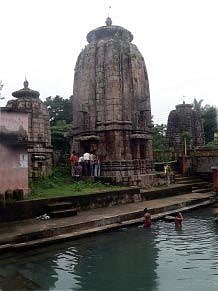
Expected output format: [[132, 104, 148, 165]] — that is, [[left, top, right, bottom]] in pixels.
[[50, 209, 77, 218], [47, 201, 74, 211], [47, 202, 77, 218], [0, 192, 215, 252]]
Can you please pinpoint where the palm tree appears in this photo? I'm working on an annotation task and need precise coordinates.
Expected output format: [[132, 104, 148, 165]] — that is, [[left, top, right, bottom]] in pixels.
[[193, 98, 204, 114], [181, 131, 191, 156]]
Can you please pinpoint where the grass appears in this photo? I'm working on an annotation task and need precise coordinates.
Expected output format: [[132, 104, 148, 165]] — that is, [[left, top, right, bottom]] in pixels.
[[29, 167, 124, 199]]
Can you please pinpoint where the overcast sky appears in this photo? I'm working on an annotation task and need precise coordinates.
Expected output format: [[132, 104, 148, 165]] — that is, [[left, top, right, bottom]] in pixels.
[[0, 0, 218, 124]]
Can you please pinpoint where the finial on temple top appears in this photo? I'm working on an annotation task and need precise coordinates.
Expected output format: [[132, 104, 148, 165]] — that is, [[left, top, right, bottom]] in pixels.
[[182, 96, 186, 104], [24, 78, 29, 89], [106, 16, 112, 26], [105, 4, 112, 26]]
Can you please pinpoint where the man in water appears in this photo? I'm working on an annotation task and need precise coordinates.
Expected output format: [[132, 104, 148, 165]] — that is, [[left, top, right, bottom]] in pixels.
[[143, 208, 152, 228], [175, 212, 183, 227]]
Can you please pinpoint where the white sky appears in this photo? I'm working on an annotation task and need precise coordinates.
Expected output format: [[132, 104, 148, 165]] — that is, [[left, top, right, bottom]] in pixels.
[[0, 0, 218, 124]]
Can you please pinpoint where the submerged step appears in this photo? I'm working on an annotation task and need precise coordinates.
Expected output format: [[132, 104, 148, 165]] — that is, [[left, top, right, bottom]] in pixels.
[[192, 188, 211, 193], [50, 208, 77, 218], [0, 193, 215, 252]]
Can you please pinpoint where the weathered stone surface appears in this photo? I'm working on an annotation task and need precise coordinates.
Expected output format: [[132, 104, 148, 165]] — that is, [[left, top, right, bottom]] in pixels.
[[191, 148, 218, 173], [166, 102, 205, 152], [72, 19, 153, 184], [6, 80, 53, 178]]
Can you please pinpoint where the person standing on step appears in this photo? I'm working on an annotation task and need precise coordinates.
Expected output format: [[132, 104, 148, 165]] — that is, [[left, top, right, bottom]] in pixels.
[[164, 163, 172, 186], [75, 162, 82, 182], [83, 152, 90, 176], [69, 151, 79, 178], [90, 152, 95, 176], [94, 155, 101, 177]]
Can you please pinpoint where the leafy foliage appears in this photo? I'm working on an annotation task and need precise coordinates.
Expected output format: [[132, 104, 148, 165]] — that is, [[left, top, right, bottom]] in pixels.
[[203, 105, 217, 143], [192, 98, 217, 143], [180, 131, 191, 141], [45, 95, 73, 126], [153, 124, 167, 150], [201, 142, 218, 149], [44, 95, 73, 152], [51, 120, 72, 152], [193, 98, 204, 114]]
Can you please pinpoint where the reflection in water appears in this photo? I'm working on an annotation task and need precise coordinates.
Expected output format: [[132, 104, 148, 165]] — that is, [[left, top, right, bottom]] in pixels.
[[0, 208, 217, 291], [72, 228, 158, 291], [0, 248, 60, 290]]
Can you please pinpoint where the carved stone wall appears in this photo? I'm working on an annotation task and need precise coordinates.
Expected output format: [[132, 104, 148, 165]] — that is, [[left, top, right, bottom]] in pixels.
[[6, 81, 53, 178], [72, 18, 153, 185], [166, 102, 205, 153], [191, 148, 218, 173]]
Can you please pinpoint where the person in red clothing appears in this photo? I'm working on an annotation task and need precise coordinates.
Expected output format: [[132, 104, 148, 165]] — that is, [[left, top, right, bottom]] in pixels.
[[143, 208, 152, 228], [69, 151, 79, 177]]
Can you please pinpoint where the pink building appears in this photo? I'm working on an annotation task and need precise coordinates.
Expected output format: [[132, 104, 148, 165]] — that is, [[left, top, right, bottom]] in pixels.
[[0, 109, 29, 195]]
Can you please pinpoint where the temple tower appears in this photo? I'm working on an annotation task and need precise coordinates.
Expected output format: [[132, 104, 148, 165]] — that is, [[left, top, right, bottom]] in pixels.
[[72, 18, 153, 184], [6, 80, 53, 178], [166, 102, 205, 153]]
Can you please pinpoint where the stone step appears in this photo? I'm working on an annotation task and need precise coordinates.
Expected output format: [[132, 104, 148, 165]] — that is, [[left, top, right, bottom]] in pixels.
[[47, 201, 73, 211], [176, 179, 204, 184], [175, 175, 202, 180], [192, 188, 211, 193], [50, 208, 77, 218], [176, 179, 208, 185], [192, 182, 210, 188], [211, 203, 218, 208], [184, 182, 209, 188]]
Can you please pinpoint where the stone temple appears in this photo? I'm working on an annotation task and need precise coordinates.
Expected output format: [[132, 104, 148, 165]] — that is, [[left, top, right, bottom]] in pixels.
[[6, 80, 53, 178], [71, 18, 153, 185], [166, 102, 205, 153]]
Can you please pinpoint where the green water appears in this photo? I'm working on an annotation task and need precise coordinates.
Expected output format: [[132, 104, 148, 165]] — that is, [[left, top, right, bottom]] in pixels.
[[0, 208, 218, 291]]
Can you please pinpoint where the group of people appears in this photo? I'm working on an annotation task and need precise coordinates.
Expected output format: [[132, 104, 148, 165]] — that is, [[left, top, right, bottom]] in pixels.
[[69, 151, 101, 181], [143, 208, 183, 228]]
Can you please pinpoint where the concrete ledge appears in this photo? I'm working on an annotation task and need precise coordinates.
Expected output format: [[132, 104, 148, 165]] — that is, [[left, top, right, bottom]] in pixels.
[[0, 192, 215, 253], [0, 187, 139, 222], [0, 184, 192, 222]]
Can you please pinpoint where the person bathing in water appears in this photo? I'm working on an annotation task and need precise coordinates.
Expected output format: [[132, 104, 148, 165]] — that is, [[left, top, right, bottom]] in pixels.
[[175, 212, 183, 227], [143, 208, 152, 228]]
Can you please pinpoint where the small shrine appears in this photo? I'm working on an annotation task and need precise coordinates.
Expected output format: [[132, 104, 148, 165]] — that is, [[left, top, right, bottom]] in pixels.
[[6, 80, 53, 178], [166, 102, 205, 153]]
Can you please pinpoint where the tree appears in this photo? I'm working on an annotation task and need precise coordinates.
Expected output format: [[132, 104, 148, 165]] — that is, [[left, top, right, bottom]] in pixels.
[[193, 98, 204, 114], [192, 99, 217, 144], [153, 124, 167, 151], [181, 131, 191, 156], [44, 95, 73, 152], [51, 120, 72, 152], [44, 95, 73, 126], [202, 105, 217, 143]]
